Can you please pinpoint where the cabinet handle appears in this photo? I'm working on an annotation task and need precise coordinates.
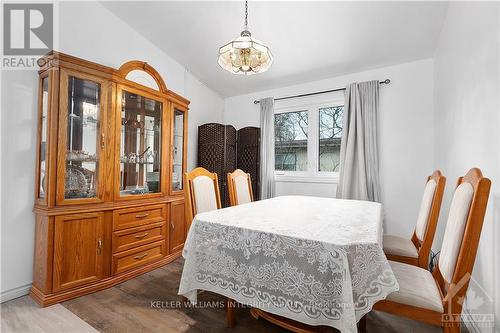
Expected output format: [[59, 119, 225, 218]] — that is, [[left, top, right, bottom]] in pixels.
[[97, 238, 103, 255], [100, 133, 105, 149], [170, 221, 175, 230], [134, 252, 148, 260], [134, 232, 149, 239], [135, 213, 149, 218]]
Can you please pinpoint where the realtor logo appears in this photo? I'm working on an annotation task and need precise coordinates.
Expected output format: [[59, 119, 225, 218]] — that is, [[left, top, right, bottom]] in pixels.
[[3, 3, 53, 55]]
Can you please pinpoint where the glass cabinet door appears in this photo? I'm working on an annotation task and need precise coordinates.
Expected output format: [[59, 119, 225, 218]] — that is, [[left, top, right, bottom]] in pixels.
[[119, 90, 163, 196], [37, 76, 49, 201], [171, 107, 186, 192], [60, 75, 104, 202]]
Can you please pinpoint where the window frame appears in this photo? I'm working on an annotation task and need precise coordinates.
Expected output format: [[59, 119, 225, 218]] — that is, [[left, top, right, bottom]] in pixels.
[[273, 93, 344, 184]]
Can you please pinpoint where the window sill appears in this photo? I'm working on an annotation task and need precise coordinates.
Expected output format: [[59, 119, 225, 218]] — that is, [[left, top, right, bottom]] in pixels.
[[274, 174, 339, 184]]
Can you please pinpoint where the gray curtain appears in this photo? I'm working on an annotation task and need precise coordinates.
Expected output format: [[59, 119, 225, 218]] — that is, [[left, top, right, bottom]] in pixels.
[[336, 80, 381, 202], [259, 97, 275, 199]]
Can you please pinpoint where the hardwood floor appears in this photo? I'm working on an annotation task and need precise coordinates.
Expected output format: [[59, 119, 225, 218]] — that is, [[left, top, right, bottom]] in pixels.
[[1, 258, 467, 333], [62, 259, 286, 333]]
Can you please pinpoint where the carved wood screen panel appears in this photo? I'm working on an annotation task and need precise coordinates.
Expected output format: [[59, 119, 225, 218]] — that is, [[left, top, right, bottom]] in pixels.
[[197, 124, 260, 207], [197, 123, 236, 207], [237, 127, 260, 201]]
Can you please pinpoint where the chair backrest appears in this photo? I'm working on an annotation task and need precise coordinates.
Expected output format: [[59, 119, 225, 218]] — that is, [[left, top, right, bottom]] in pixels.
[[411, 170, 446, 268], [432, 168, 491, 314], [184, 167, 222, 226], [227, 169, 254, 206]]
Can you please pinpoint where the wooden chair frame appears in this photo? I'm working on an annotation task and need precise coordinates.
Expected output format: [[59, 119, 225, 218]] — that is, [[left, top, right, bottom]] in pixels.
[[375, 168, 491, 332], [386, 170, 446, 269], [227, 169, 254, 207], [184, 167, 221, 229]]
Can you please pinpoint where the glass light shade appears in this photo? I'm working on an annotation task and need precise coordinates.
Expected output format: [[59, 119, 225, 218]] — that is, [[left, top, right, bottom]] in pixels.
[[218, 31, 273, 75]]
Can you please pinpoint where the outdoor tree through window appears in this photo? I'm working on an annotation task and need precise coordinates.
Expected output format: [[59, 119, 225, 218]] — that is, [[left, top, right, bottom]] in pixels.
[[274, 111, 308, 171], [319, 106, 343, 172]]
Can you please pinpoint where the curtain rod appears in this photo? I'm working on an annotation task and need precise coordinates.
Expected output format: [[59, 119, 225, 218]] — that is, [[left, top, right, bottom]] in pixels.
[[253, 79, 391, 104]]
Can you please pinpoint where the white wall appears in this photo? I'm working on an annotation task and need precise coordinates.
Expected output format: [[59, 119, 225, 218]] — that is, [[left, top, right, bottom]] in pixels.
[[433, 2, 499, 332], [224, 59, 435, 237], [0, 2, 223, 301]]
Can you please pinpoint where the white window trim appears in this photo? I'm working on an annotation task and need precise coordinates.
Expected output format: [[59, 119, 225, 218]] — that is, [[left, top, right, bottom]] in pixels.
[[274, 94, 345, 183]]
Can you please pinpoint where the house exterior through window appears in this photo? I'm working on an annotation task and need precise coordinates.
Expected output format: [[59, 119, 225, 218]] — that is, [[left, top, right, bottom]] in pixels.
[[273, 94, 344, 183]]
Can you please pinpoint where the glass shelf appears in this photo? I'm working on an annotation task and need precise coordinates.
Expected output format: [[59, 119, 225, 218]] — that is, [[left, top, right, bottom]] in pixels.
[[121, 124, 160, 134], [67, 158, 97, 163], [120, 187, 152, 196], [63, 76, 101, 200], [120, 161, 156, 165], [66, 150, 97, 163], [119, 90, 162, 196]]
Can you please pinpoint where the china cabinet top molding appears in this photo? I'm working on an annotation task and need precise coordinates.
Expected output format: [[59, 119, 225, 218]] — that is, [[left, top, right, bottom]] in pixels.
[[38, 51, 190, 108], [117, 60, 168, 94]]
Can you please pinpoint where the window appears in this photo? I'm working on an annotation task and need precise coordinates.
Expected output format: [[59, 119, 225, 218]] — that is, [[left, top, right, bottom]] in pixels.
[[274, 98, 344, 181], [319, 106, 343, 172], [274, 111, 308, 171], [275, 152, 297, 171]]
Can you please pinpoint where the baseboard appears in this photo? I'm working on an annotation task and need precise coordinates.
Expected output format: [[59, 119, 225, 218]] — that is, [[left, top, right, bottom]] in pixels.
[[0, 283, 32, 303]]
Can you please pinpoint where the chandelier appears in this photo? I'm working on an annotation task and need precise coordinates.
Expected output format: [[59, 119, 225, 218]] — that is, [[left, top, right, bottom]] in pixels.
[[218, 0, 273, 75]]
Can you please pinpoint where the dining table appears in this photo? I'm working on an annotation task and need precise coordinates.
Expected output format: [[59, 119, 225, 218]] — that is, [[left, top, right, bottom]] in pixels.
[[178, 195, 399, 333]]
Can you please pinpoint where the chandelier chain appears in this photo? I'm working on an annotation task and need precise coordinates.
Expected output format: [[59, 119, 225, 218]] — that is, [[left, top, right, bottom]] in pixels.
[[244, 0, 248, 31]]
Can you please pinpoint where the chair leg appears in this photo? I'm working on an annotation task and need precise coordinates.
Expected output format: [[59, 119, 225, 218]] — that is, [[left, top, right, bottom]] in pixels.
[[227, 298, 236, 328], [357, 315, 367, 332]]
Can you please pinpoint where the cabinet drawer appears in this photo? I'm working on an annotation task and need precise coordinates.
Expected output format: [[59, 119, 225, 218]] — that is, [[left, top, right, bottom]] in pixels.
[[113, 204, 166, 231], [112, 222, 165, 253], [112, 241, 165, 274]]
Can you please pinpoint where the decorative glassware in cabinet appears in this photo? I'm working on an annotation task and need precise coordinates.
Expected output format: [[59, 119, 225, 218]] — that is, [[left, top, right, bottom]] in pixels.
[[119, 91, 162, 196], [64, 76, 101, 199], [172, 108, 184, 191]]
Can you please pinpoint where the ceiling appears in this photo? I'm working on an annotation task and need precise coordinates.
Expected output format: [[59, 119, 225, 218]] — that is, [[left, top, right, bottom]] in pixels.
[[102, 1, 448, 97]]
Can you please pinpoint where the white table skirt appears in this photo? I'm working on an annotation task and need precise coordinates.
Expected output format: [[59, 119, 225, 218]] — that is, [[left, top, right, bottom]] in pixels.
[[178, 196, 399, 333]]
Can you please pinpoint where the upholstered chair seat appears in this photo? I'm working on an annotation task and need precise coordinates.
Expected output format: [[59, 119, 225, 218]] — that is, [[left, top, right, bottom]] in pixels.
[[387, 260, 443, 312], [383, 235, 418, 258], [383, 171, 446, 268]]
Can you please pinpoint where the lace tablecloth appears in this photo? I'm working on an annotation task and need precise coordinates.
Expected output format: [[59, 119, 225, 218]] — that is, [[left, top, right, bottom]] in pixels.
[[178, 196, 398, 333]]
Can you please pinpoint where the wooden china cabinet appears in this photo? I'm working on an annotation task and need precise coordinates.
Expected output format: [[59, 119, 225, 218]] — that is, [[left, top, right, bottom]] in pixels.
[[31, 51, 189, 306]]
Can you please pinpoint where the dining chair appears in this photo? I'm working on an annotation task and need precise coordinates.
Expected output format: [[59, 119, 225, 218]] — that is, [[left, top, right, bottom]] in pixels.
[[383, 170, 446, 269], [227, 169, 254, 206], [374, 168, 491, 333], [184, 167, 222, 227]]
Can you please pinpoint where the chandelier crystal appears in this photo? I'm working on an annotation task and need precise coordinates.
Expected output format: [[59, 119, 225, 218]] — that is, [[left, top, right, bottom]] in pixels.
[[218, 1, 273, 75]]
